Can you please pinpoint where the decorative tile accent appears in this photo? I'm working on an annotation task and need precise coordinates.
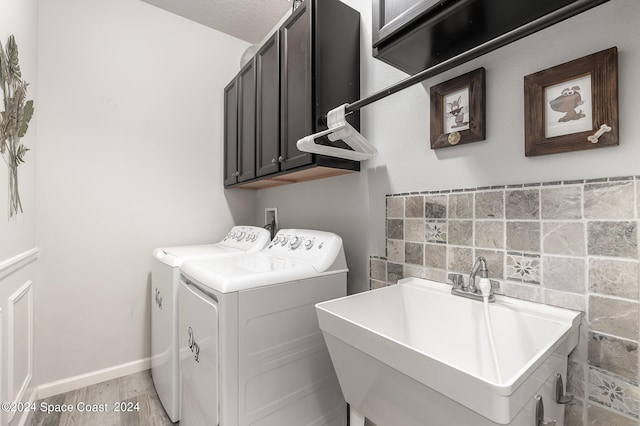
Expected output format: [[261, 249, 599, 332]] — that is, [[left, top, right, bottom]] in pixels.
[[448, 193, 473, 219], [405, 195, 424, 218], [506, 189, 539, 219], [475, 221, 504, 249], [405, 242, 424, 266], [447, 220, 472, 246], [387, 219, 404, 240], [475, 191, 504, 219], [588, 367, 639, 419], [425, 221, 447, 243], [405, 219, 425, 242], [506, 222, 540, 252], [424, 195, 447, 218], [589, 258, 640, 300], [588, 221, 638, 258], [542, 222, 585, 256], [506, 252, 541, 284], [543, 256, 585, 294], [386, 196, 404, 218], [588, 332, 638, 379], [424, 243, 446, 269], [541, 186, 582, 219], [588, 295, 639, 341], [584, 182, 635, 219]]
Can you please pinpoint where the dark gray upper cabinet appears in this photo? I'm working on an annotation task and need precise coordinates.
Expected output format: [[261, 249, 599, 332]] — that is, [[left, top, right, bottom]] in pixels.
[[224, 59, 257, 186], [256, 33, 280, 177], [372, 0, 609, 75], [225, 0, 361, 189], [238, 59, 257, 183], [223, 78, 239, 187], [280, 0, 361, 173], [280, 2, 313, 171]]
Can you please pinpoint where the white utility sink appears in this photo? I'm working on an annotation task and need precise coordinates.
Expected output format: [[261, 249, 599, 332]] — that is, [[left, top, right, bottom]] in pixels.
[[316, 277, 581, 426]]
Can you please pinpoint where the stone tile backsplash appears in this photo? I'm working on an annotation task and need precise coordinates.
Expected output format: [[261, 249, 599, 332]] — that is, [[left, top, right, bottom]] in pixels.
[[371, 176, 640, 425]]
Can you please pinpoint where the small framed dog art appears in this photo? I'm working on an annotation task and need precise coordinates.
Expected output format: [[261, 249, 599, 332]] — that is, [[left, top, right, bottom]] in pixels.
[[429, 68, 485, 150], [524, 47, 618, 156]]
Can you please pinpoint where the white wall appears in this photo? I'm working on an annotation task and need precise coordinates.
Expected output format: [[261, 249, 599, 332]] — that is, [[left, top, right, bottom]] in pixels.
[[0, 0, 39, 422], [35, 0, 254, 386], [0, 0, 38, 260], [256, 0, 640, 295]]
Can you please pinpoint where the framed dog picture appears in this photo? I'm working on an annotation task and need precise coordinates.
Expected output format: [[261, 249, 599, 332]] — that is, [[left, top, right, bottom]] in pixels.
[[524, 47, 618, 156], [430, 68, 485, 149]]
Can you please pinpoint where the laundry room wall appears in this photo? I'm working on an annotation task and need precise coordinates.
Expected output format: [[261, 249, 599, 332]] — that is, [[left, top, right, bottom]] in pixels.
[[0, 0, 38, 260], [35, 0, 254, 390], [0, 0, 39, 424], [255, 0, 640, 295]]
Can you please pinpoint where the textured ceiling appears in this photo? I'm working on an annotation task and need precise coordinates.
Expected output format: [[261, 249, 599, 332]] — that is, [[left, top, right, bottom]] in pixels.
[[140, 0, 292, 44]]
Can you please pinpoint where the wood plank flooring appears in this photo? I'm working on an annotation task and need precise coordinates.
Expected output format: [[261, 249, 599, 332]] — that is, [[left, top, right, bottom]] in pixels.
[[27, 370, 174, 426]]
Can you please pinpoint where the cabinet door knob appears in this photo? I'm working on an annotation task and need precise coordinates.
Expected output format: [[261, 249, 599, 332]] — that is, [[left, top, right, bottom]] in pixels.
[[271, 158, 277, 163], [233, 171, 240, 177], [278, 156, 284, 162]]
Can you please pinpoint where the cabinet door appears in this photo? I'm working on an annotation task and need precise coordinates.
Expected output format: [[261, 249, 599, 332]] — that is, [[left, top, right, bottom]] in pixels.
[[223, 78, 239, 187], [372, 0, 440, 46], [280, 1, 313, 171], [256, 33, 280, 177], [238, 59, 257, 182]]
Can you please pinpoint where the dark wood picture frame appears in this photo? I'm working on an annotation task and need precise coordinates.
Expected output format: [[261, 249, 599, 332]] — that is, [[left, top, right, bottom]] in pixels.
[[430, 68, 485, 149], [524, 47, 618, 157]]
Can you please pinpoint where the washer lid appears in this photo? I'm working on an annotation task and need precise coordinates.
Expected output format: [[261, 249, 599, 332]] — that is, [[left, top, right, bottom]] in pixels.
[[153, 245, 241, 268], [153, 226, 271, 267], [181, 253, 345, 293]]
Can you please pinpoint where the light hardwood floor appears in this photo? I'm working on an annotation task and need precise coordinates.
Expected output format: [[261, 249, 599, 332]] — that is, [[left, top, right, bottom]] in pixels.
[[28, 370, 174, 426]]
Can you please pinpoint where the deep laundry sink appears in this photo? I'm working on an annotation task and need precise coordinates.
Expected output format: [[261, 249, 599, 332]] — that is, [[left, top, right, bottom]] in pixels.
[[316, 277, 581, 426]]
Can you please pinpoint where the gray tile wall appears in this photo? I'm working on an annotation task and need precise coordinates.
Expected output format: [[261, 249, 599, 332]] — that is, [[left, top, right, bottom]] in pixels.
[[370, 176, 640, 425]]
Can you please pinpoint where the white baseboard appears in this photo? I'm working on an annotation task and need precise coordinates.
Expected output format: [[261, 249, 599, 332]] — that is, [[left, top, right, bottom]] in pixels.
[[16, 387, 38, 426], [36, 358, 151, 399]]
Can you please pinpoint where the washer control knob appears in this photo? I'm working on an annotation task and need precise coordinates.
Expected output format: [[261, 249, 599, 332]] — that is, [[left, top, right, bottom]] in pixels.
[[236, 232, 245, 240], [304, 240, 314, 250], [280, 236, 289, 246], [290, 236, 302, 249]]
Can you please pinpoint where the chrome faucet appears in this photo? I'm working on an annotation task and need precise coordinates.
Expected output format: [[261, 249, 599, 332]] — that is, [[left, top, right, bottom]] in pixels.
[[449, 256, 496, 302]]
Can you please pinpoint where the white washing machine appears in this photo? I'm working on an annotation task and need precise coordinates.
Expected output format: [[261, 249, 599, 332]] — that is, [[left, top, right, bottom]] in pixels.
[[178, 229, 348, 426], [151, 225, 271, 422]]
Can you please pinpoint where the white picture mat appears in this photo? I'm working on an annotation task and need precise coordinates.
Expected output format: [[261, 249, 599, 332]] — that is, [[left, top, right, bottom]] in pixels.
[[544, 74, 593, 138], [444, 87, 470, 133]]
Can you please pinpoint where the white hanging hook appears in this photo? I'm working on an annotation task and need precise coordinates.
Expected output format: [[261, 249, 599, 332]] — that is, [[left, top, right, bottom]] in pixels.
[[587, 124, 612, 143], [296, 104, 377, 161]]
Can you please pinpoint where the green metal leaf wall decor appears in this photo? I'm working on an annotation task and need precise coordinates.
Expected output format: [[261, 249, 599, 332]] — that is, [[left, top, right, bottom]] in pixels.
[[0, 34, 34, 219]]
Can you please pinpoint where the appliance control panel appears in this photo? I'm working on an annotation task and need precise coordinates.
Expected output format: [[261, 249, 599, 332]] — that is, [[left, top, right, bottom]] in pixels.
[[266, 229, 343, 271], [220, 226, 271, 250]]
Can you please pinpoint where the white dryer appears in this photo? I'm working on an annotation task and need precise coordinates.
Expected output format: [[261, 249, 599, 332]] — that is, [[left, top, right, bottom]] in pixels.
[[178, 229, 348, 426], [151, 225, 270, 422]]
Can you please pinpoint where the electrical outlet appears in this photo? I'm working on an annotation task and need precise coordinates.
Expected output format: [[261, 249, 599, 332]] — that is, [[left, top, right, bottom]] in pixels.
[[265, 208, 278, 234]]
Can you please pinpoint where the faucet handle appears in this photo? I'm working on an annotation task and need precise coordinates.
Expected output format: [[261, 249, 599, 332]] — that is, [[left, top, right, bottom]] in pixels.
[[448, 273, 464, 289]]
